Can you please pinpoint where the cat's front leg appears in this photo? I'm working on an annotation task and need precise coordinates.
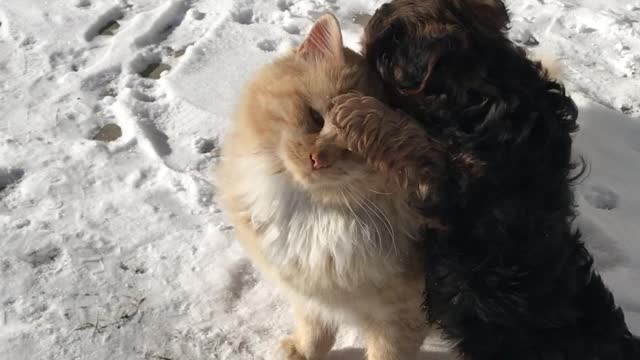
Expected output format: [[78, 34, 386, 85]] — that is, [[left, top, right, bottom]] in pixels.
[[328, 93, 447, 189], [364, 316, 428, 360], [277, 299, 337, 360]]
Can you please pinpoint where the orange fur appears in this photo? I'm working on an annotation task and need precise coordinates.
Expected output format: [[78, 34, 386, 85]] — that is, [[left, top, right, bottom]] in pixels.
[[217, 14, 434, 360]]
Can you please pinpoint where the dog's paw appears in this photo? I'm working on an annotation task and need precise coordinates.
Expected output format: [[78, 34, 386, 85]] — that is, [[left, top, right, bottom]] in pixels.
[[327, 93, 390, 155], [273, 337, 307, 360], [329, 92, 386, 130]]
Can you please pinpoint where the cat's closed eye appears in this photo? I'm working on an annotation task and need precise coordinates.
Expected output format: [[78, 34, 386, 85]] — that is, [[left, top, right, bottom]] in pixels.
[[306, 107, 325, 132]]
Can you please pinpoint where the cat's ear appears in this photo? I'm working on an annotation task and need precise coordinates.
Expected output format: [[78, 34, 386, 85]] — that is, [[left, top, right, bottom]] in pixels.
[[298, 13, 344, 64]]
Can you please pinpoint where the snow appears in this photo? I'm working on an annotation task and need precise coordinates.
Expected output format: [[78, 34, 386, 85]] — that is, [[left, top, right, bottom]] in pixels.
[[0, 0, 638, 359]]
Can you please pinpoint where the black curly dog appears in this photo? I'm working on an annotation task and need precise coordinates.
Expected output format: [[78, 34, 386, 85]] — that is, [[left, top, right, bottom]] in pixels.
[[362, 0, 640, 359]]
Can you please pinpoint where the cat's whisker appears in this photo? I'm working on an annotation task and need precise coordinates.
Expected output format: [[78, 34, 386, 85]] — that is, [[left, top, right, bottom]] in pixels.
[[367, 188, 394, 196], [349, 187, 398, 258], [363, 196, 397, 257], [339, 188, 378, 254], [270, 168, 286, 176], [345, 186, 395, 258], [228, 148, 279, 159], [347, 188, 385, 256]]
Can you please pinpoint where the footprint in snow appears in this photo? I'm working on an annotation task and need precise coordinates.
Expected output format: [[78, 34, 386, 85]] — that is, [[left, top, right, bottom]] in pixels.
[[193, 137, 218, 154], [576, 24, 598, 34], [133, 1, 190, 48], [75, 0, 91, 8], [277, 0, 291, 12], [232, 8, 254, 25], [91, 123, 122, 142], [581, 184, 619, 210], [189, 9, 205, 21], [84, 6, 125, 41], [226, 260, 258, 312], [257, 39, 278, 52], [511, 28, 539, 46], [0, 168, 25, 193], [282, 23, 300, 35], [620, 104, 634, 115], [169, 45, 190, 58], [23, 245, 61, 268], [119, 262, 147, 275], [139, 61, 172, 79]]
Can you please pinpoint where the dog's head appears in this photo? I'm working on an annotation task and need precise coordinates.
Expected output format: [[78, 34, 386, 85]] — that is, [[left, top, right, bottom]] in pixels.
[[363, 0, 509, 96], [363, 0, 583, 204]]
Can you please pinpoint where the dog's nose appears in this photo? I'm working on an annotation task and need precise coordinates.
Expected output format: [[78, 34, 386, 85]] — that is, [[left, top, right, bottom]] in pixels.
[[397, 85, 423, 95], [396, 77, 424, 94]]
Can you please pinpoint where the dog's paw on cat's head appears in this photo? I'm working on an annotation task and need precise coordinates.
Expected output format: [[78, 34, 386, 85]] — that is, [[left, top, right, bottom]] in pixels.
[[229, 14, 386, 203]]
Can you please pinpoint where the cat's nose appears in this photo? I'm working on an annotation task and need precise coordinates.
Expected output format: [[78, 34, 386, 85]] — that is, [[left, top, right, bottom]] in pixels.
[[309, 152, 330, 170]]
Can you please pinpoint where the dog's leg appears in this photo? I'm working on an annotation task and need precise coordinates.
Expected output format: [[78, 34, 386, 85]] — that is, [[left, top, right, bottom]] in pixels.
[[328, 93, 447, 189]]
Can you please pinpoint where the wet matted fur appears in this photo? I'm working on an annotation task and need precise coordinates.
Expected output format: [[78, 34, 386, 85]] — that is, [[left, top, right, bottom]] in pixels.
[[339, 0, 640, 358]]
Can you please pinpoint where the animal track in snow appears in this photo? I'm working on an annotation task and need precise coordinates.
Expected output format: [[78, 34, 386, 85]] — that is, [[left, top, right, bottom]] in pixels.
[[75, 0, 91, 8], [139, 62, 172, 79], [620, 104, 634, 114], [81, 68, 121, 92], [84, 6, 125, 41], [99, 85, 117, 98], [133, 0, 189, 47], [189, 9, 205, 21], [230, 0, 256, 25], [119, 261, 147, 275], [582, 184, 619, 210], [79, 0, 203, 169], [136, 117, 172, 157], [276, 0, 291, 12], [576, 24, 598, 34], [282, 23, 300, 34], [225, 261, 258, 312], [0, 168, 24, 193], [91, 123, 122, 142], [23, 245, 61, 268], [193, 137, 218, 154], [257, 39, 277, 52], [511, 28, 539, 46], [232, 8, 254, 25], [49, 49, 88, 73], [167, 44, 191, 58], [129, 89, 156, 102]]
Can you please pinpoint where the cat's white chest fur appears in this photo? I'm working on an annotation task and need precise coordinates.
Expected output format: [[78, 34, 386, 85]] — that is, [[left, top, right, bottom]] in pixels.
[[237, 158, 409, 288]]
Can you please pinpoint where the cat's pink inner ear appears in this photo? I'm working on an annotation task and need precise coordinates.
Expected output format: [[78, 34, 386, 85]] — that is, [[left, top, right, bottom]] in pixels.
[[298, 14, 344, 63]]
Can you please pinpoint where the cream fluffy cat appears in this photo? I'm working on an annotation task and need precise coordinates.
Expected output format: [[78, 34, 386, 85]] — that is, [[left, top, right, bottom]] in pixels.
[[218, 14, 431, 360]]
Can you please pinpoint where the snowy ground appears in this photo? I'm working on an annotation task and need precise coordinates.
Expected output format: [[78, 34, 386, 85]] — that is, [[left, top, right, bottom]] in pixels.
[[1, 0, 639, 359]]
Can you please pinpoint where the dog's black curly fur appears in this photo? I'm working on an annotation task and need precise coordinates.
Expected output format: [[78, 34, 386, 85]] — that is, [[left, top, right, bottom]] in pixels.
[[363, 0, 640, 359]]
